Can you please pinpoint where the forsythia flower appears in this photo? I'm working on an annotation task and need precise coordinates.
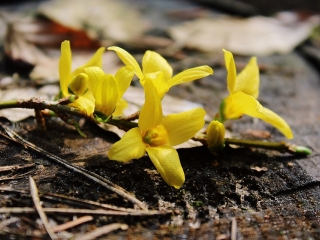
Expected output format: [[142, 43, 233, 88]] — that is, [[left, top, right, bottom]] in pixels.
[[108, 79, 206, 189], [108, 46, 213, 98], [84, 66, 134, 118], [218, 50, 293, 139], [59, 40, 105, 115]]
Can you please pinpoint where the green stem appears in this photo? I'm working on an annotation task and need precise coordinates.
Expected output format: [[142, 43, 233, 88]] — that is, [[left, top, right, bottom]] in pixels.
[[224, 138, 311, 155], [0, 99, 20, 109]]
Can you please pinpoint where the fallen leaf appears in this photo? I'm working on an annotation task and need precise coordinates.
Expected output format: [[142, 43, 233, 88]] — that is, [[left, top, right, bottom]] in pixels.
[[38, 0, 149, 45], [168, 12, 320, 55]]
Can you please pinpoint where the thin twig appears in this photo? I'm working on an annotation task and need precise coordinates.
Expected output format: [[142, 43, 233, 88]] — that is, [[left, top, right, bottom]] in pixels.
[[0, 207, 171, 216], [2, 125, 147, 211], [29, 176, 58, 240], [0, 163, 35, 172], [0, 187, 144, 213], [52, 216, 93, 233], [43, 192, 144, 213], [75, 223, 128, 240], [0, 169, 36, 182]]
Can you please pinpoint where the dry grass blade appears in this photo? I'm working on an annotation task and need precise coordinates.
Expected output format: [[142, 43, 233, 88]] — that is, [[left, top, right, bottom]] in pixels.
[[0, 207, 170, 216], [231, 217, 237, 240], [52, 216, 93, 233], [75, 223, 128, 240], [29, 176, 58, 240], [2, 125, 147, 211]]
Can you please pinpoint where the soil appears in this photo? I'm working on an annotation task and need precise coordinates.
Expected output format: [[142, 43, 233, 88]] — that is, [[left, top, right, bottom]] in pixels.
[[0, 0, 320, 239]]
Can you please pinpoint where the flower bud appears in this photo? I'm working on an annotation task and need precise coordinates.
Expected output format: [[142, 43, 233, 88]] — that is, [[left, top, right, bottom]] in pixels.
[[207, 120, 225, 152], [68, 73, 89, 96]]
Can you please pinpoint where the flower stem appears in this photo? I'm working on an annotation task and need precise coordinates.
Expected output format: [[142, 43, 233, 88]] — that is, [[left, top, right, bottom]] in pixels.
[[224, 138, 312, 155], [0, 98, 313, 156]]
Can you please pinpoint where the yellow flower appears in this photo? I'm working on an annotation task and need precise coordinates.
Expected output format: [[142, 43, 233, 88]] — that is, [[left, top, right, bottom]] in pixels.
[[108, 46, 213, 98], [219, 50, 293, 139], [84, 66, 134, 118], [59, 40, 105, 115], [108, 78, 206, 189]]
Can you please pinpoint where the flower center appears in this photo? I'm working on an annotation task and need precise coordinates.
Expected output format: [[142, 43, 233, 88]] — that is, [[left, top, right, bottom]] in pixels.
[[142, 124, 169, 147]]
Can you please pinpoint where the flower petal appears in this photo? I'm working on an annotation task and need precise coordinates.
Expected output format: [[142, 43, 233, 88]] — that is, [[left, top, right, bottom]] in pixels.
[[108, 46, 143, 79], [142, 50, 172, 81], [72, 47, 105, 76], [162, 108, 205, 146], [140, 72, 169, 99], [146, 146, 185, 189], [166, 66, 213, 88], [224, 92, 293, 139], [59, 40, 72, 97], [223, 49, 237, 94], [95, 74, 119, 116], [115, 66, 134, 101], [113, 98, 128, 116], [68, 90, 95, 115], [85, 66, 106, 95], [68, 73, 89, 96], [139, 78, 163, 131], [108, 128, 146, 162], [234, 57, 259, 99]]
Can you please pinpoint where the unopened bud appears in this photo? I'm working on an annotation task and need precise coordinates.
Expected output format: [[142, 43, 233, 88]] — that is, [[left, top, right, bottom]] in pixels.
[[68, 73, 89, 96], [207, 120, 225, 152]]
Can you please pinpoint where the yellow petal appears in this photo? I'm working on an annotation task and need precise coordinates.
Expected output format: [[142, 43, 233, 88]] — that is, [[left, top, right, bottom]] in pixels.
[[68, 73, 88, 96], [235, 57, 259, 99], [108, 46, 143, 79], [72, 47, 105, 76], [223, 49, 237, 94], [108, 128, 146, 162], [68, 90, 95, 115], [139, 79, 163, 131], [146, 146, 185, 189], [140, 72, 169, 99], [166, 66, 213, 88], [95, 74, 119, 116], [113, 98, 128, 116], [162, 108, 205, 146], [224, 92, 293, 139], [59, 40, 72, 97], [84, 66, 106, 95], [115, 66, 134, 101], [142, 50, 172, 81]]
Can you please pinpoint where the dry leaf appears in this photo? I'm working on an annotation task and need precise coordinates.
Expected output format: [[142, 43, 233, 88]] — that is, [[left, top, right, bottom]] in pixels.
[[38, 0, 149, 45], [168, 12, 320, 55]]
